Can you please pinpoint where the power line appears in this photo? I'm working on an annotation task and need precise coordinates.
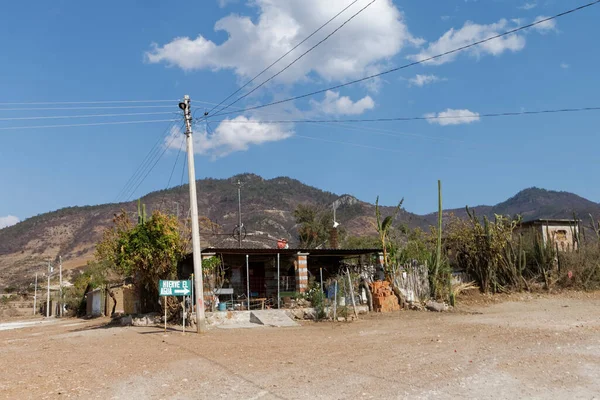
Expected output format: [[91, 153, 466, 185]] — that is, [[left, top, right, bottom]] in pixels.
[[210, 0, 600, 118], [126, 129, 181, 202], [211, 0, 376, 117], [207, 0, 363, 115], [0, 105, 177, 111], [0, 118, 178, 131], [159, 132, 186, 211], [179, 146, 188, 188], [0, 111, 179, 121], [194, 101, 469, 144], [209, 106, 600, 124], [114, 121, 179, 203], [119, 122, 184, 203], [0, 99, 178, 105]]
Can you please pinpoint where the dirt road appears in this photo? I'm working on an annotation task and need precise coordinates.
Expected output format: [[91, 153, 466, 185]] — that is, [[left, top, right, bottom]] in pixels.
[[1, 292, 599, 399]]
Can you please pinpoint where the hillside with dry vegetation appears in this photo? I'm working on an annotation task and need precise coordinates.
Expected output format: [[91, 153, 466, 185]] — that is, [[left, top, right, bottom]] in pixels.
[[2, 175, 599, 290], [0, 174, 424, 289]]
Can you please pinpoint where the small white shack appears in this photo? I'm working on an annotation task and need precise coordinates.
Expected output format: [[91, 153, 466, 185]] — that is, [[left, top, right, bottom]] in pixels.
[[518, 219, 579, 251]]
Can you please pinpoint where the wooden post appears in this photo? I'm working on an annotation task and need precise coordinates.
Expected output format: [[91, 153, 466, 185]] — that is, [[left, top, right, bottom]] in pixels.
[[333, 281, 337, 321], [347, 268, 358, 319], [320, 268, 323, 292]]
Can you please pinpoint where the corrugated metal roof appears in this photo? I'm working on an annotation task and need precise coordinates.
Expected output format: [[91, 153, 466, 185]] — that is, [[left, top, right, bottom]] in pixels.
[[520, 218, 579, 226], [195, 247, 381, 256]]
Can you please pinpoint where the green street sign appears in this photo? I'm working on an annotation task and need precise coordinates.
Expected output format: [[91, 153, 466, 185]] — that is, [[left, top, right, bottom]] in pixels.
[[159, 280, 191, 296]]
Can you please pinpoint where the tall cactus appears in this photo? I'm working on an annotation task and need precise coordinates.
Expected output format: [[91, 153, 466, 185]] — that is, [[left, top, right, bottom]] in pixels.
[[137, 199, 147, 224], [435, 180, 442, 280]]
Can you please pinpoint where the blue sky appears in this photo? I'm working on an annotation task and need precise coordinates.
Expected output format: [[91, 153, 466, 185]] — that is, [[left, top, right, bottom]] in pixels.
[[1, 0, 599, 228]]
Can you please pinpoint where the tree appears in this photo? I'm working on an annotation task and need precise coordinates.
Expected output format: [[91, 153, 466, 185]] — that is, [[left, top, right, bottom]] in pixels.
[[375, 196, 404, 269], [343, 235, 381, 249], [294, 204, 345, 249], [96, 210, 186, 313]]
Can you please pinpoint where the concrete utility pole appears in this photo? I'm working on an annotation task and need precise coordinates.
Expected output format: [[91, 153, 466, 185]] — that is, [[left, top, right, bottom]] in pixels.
[[179, 95, 207, 333], [33, 273, 38, 315], [237, 180, 243, 249], [59, 256, 63, 317], [46, 262, 52, 318]]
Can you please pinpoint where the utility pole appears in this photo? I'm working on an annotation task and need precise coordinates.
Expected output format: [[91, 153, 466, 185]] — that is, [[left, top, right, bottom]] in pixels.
[[237, 180, 243, 248], [59, 256, 63, 317], [46, 262, 52, 318], [33, 273, 38, 315], [179, 95, 207, 333]]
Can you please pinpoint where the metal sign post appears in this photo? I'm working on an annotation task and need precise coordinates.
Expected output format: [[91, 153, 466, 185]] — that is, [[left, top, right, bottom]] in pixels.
[[333, 281, 338, 321], [159, 280, 192, 334], [277, 253, 280, 309], [246, 255, 250, 310]]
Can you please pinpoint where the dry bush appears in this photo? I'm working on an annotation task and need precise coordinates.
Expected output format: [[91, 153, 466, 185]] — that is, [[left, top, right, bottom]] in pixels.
[[557, 243, 600, 290]]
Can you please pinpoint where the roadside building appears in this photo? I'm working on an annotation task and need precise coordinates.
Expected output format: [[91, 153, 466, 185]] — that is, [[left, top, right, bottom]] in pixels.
[[178, 247, 382, 309], [85, 284, 139, 317], [517, 218, 579, 251]]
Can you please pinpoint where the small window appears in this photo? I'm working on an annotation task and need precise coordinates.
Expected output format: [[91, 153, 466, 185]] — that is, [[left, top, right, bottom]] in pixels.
[[555, 230, 567, 241]]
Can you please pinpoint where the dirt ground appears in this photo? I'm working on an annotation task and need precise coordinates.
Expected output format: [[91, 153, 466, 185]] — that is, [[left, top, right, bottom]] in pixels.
[[1, 292, 599, 399]]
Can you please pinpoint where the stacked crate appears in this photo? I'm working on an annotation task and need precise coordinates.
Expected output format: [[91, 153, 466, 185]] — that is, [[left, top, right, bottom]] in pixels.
[[370, 281, 400, 313]]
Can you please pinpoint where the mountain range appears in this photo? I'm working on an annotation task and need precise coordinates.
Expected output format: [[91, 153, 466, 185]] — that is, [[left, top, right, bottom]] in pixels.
[[1, 173, 599, 289]]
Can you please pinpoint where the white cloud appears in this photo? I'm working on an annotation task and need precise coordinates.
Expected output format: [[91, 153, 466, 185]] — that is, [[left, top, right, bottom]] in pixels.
[[309, 91, 374, 115], [0, 215, 19, 229], [146, 0, 423, 85], [441, 16, 451, 21], [217, 0, 237, 8], [532, 16, 557, 34], [408, 74, 444, 87], [409, 19, 527, 65], [425, 109, 480, 126], [560, 62, 570, 69], [166, 117, 293, 158], [518, 2, 537, 10]]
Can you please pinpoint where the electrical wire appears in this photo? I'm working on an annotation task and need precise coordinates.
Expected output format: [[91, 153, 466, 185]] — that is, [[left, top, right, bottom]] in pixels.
[[0, 99, 178, 105], [114, 121, 179, 203], [207, 0, 364, 115], [177, 141, 189, 219], [0, 105, 177, 111], [195, 102, 469, 146], [211, 0, 377, 117], [209, 106, 600, 124], [179, 146, 188, 189], [159, 132, 186, 211], [0, 111, 180, 121], [126, 129, 181, 202], [0, 118, 178, 131], [121, 122, 185, 203], [210, 0, 600, 118]]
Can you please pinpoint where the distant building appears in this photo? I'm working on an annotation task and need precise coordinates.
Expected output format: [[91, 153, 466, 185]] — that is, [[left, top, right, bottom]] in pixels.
[[517, 219, 579, 251], [85, 284, 139, 317]]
